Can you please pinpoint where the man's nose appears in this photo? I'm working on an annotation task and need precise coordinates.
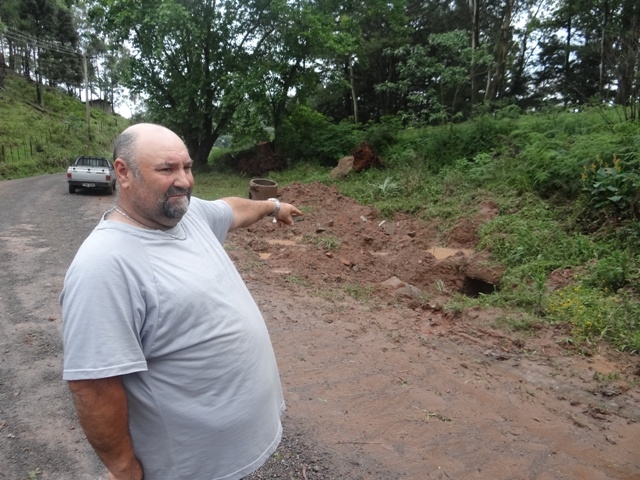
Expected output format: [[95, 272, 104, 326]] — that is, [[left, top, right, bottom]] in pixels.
[[173, 169, 192, 188]]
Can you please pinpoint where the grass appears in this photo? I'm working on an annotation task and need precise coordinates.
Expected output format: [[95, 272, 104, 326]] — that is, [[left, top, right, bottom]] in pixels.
[[0, 74, 129, 179], [194, 143, 640, 354], [3, 71, 640, 355]]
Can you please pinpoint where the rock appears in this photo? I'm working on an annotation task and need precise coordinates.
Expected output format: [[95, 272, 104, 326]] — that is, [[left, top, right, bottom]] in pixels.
[[381, 276, 423, 299], [382, 276, 405, 289], [462, 257, 504, 285], [330, 156, 354, 179], [235, 141, 286, 175]]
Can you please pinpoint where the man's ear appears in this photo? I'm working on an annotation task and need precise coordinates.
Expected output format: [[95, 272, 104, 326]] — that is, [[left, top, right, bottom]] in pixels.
[[114, 158, 132, 188]]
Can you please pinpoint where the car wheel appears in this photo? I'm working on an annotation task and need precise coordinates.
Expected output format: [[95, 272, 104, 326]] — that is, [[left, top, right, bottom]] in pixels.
[[68, 185, 76, 194], [106, 184, 114, 195]]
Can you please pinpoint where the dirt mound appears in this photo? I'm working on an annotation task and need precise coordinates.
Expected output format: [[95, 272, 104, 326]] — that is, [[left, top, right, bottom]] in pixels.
[[235, 141, 287, 175], [231, 182, 500, 301], [352, 143, 383, 172]]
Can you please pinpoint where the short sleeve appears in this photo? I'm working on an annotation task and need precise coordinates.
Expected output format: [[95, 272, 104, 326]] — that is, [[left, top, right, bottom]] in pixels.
[[186, 198, 233, 244], [61, 234, 150, 380]]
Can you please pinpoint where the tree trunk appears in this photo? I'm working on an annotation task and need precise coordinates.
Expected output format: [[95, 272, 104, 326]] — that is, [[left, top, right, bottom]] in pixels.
[[23, 46, 31, 78], [348, 54, 359, 124], [34, 47, 43, 108], [186, 132, 217, 168], [469, 0, 480, 109], [486, 0, 512, 102], [564, 9, 572, 107], [599, 0, 609, 99], [183, 114, 218, 168], [8, 39, 15, 70], [615, 0, 640, 111]]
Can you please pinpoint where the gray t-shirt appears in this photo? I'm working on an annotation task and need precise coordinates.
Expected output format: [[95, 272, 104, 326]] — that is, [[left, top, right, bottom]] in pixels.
[[61, 197, 284, 480]]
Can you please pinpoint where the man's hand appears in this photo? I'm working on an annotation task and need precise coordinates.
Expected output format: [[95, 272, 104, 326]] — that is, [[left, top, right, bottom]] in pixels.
[[223, 197, 303, 230], [273, 201, 303, 226]]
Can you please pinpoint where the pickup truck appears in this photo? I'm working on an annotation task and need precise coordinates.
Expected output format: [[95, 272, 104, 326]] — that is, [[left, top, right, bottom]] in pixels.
[[67, 156, 116, 195]]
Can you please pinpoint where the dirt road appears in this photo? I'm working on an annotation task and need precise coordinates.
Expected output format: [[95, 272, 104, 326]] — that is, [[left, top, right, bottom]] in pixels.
[[1, 175, 639, 480]]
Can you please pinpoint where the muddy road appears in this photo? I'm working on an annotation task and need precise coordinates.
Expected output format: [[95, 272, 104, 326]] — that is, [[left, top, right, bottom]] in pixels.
[[0, 174, 639, 480]]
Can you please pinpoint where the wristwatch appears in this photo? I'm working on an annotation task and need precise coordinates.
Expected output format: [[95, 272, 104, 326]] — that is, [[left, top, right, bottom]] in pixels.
[[268, 198, 280, 223]]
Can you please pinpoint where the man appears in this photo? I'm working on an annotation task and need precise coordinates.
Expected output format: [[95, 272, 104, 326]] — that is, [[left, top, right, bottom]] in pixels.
[[60, 123, 302, 480]]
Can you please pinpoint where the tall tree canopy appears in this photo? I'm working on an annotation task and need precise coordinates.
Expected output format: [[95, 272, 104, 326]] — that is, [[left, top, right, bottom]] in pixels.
[[91, 0, 299, 165], [4, 0, 640, 154]]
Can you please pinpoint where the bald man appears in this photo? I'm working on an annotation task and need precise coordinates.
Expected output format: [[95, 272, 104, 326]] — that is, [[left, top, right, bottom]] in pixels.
[[61, 124, 302, 480]]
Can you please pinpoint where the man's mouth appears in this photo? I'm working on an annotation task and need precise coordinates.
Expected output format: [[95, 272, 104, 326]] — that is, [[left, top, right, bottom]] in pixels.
[[166, 189, 191, 198]]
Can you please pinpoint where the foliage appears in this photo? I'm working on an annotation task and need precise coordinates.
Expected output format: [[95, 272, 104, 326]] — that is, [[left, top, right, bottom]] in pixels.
[[385, 114, 513, 173], [581, 154, 640, 217], [547, 286, 640, 354], [5, 69, 640, 356], [584, 250, 636, 292], [91, 0, 301, 165], [0, 73, 128, 179], [360, 116, 401, 155], [380, 30, 492, 125], [275, 105, 360, 166]]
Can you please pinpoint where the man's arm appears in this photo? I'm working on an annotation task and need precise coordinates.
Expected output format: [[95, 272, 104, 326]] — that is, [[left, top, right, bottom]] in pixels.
[[222, 197, 302, 231], [68, 377, 143, 480]]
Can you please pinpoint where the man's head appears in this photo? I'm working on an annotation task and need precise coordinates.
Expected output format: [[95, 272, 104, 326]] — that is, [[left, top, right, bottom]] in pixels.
[[113, 123, 194, 229]]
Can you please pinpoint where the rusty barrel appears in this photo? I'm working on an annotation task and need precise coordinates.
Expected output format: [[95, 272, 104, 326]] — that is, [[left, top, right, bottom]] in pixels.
[[249, 178, 278, 200]]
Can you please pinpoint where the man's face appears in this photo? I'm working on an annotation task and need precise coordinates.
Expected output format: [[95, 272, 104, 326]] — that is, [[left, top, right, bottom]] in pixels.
[[128, 133, 195, 228]]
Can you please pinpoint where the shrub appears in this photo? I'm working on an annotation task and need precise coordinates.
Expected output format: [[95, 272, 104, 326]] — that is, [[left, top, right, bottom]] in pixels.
[[581, 154, 640, 217], [361, 116, 401, 155], [275, 106, 360, 166]]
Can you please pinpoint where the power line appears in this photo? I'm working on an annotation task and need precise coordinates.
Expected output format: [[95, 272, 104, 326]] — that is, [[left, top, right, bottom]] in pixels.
[[3, 27, 80, 57]]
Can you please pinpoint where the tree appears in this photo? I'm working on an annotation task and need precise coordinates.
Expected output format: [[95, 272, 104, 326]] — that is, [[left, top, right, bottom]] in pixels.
[[312, 0, 409, 123], [613, 0, 640, 117], [39, 6, 81, 89], [240, 0, 327, 145], [0, 0, 21, 72], [92, 0, 292, 166], [380, 30, 491, 124], [19, 0, 58, 106]]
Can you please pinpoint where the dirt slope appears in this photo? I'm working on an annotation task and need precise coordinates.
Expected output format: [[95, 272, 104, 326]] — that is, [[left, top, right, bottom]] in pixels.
[[0, 176, 638, 480], [239, 182, 640, 480]]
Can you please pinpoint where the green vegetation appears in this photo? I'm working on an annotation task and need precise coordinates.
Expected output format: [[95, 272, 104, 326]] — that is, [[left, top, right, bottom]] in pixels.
[[2, 73, 639, 356], [0, 74, 128, 179]]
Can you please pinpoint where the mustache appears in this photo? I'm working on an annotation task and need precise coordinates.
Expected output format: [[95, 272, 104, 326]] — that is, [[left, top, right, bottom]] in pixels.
[[165, 187, 191, 197]]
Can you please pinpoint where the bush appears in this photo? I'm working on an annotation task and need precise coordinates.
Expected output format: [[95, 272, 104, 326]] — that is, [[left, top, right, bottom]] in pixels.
[[275, 106, 360, 166], [391, 115, 514, 172], [361, 116, 401, 155]]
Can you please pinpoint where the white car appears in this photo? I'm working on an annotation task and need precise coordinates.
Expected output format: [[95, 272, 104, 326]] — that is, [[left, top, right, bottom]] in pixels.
[[67, 156, 116, 195]]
